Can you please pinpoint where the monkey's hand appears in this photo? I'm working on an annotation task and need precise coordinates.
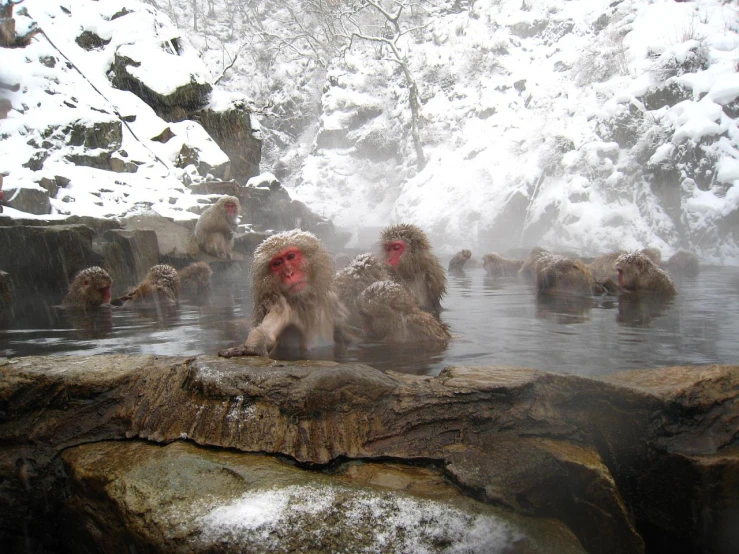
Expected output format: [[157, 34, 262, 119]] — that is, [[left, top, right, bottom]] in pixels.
[[217, 345, 262, 358]]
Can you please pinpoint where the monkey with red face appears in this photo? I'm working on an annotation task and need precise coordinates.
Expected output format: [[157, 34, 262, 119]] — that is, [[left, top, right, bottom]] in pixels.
[[218, 230, 349, 358], [380, 223, 446, 316], [194, 195, 241, 259]]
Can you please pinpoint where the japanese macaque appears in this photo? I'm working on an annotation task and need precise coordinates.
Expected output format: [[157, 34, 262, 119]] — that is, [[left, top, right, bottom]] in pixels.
[[482, 253, 524, 278], [113, 264, 180, 309], [536, 256, 597, 296], [62, 267, 113, 309], [518, 247, 556, 282], [194, 196, 240, 259], [448, 249, 472, 274], [380, 223, 446, 315], [589, 248, 662, 281], [357, 281, 451, 343], [615, 252, 677, 295], [177, 261, 213, 298], [335, 253, 390, 328], [663, 250, 700, 278], [218, 230, 349, 358]]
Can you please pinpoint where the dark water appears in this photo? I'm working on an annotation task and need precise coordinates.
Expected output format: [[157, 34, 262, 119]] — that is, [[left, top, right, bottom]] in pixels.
[[2, 266, 738, 377]]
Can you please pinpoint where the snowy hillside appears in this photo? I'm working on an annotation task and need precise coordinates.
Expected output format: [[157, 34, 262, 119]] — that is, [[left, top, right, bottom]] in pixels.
[[3, 0, 739, 264], [178, 0, 739, 262]]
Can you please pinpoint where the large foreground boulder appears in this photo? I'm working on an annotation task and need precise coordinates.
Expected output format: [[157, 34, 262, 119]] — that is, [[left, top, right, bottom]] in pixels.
[[59, 441, 585, 553], [0, 356, 736, 553]]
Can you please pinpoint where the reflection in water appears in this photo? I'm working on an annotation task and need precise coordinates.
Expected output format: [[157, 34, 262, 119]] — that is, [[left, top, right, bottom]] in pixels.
[[1, 267, 738, 377]]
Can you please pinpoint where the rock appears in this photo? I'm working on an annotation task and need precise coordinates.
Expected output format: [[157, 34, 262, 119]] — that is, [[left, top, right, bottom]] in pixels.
[[94, 229, 160, 291], [120, 213, 199, 263], [194, 99, 262, 183], [60, 441, 586, 554], [603, 366, 739, 554], [1, 186, 51, 215], [0, 225, 104, 291], [109, 51, 212, 119]]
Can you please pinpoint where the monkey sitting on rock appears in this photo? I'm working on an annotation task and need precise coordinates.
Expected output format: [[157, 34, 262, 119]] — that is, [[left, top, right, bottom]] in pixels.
[[357, 281, 451, 343], [194, 196, 241, 259]]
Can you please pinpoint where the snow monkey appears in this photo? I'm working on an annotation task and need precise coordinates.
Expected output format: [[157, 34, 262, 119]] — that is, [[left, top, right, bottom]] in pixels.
[[113, 264, 181, 309], [194, 195, 240, 259], [589, 248, 662, 282], [218, 230, 349, 358], [334, 253, 391, 328], [663, 250, 700, 278], [380, 223, 446, 316], [357, 281, 452, 343], [518, 247, 557, 282], [177, 261, 213, 298], [536, 256, 597, 296], [448, 249, 472, 275], [482, 253, 524, 278], [615, 252, 677, 296], [62, 266, 113, 308]]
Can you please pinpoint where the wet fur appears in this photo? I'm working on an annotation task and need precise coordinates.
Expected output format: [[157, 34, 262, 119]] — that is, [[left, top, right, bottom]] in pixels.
[[380, 224, 446, 315]]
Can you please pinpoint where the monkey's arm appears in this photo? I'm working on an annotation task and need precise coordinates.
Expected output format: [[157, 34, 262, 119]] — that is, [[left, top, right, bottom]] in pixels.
[[218, 307, 291, 358]]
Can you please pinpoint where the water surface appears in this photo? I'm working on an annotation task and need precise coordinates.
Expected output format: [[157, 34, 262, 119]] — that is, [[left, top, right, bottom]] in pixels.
[[2, 266, 738, 377]]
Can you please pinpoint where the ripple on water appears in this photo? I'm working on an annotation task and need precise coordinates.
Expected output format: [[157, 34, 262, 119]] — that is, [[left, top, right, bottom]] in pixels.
[[1, 266, 738, 377]]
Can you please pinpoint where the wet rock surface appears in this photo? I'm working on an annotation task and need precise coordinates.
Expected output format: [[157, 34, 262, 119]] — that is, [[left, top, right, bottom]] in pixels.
[[0, 355, 736, 553], [59, 441, 585, 554]]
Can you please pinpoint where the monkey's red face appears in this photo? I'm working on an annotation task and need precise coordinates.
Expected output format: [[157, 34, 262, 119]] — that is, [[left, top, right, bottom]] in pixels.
[[384, 240, 405, 267], [225, 202, 237, 217], [270, 247, 307, 294]]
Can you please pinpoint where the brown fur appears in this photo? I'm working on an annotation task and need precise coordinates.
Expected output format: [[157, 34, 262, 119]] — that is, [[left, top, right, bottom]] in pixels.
[[518, 247, 556, 282], [536, 256, 596, 296], [358, 281, 451, 343], [178, 261, 213, 297], [615, 252, 677, 295], [482, 253, 524, 277], [590, 248, 662, 281], [219, 230, 348, 358], [664, 250, 700, 277], [114, 264, 180, 308], [380, 223, 446, 315], [448, 249, 472, 272], [194, 196, 240, 258], [62, 266, 112, 308], [335, 253, 390, 328]]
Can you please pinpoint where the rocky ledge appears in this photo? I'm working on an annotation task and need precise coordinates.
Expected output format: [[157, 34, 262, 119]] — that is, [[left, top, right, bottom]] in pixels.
[[0, 356, 736, 553]]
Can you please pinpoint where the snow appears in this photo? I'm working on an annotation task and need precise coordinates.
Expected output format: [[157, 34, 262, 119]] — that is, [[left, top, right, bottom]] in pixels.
[[197, 484, 521, 553], [2, 0, 739, 264]]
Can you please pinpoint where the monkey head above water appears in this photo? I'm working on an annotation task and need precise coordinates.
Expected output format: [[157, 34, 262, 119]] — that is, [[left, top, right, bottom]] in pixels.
[[357, 281, 451, 343], [62, 266, 113, 309], [615, 252, 677, 295], [482, 253, 524, 278], [218, 230, 349, 358], [194, 195, 241, 259], [380, 223, 446, 315]]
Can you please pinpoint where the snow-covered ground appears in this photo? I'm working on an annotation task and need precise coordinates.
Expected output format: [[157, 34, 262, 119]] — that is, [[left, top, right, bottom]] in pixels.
[[3, 0, 739, 263]]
